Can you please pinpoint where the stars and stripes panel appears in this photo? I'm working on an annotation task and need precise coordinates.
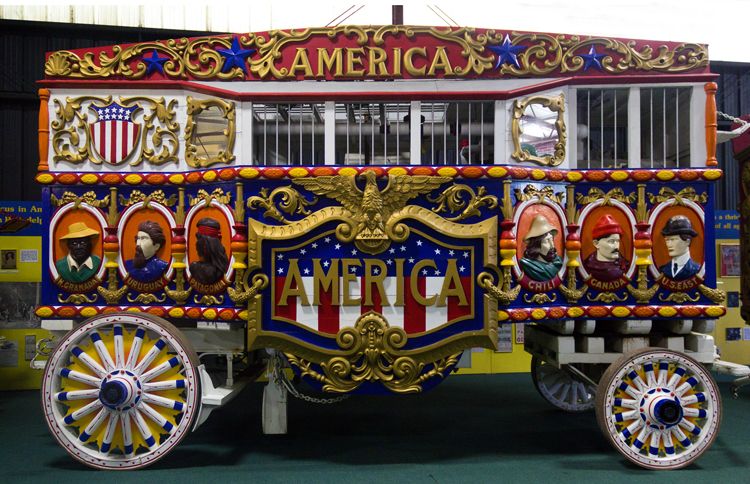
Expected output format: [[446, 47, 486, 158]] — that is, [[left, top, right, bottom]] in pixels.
[[271, 233, 474, 335], [89, 102, 140, 165]]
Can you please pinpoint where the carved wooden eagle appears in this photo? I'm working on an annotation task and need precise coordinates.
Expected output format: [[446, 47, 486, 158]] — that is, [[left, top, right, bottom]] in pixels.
[[293, 171, 452, 241]]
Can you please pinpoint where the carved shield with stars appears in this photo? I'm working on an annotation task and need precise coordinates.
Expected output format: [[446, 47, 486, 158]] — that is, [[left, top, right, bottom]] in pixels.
[[89, 102, 140, 165]]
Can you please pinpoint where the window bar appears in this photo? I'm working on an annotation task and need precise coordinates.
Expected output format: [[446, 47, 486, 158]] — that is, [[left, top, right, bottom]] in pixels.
[[345, 105, 350, 164], [587, 90, 591, 169], [431, 103, 435, 164], [455, 103, 459, 165], [263, 105, 267, 165], [299, 106, 303, 165], [662, 89, 667, 166], [358, 105, 363, 158], [311, 104, 315, 164], [614, 91, 618, 166], [287, 104, 291, 165], [480, 103, 484, 163], [396, 105, 400, 163], [467, 102, 472, 165], [371, 105, 375, 165], [650, 89, 654, 169], [443, 104, 447, 165], [275, 106, 279, 166]]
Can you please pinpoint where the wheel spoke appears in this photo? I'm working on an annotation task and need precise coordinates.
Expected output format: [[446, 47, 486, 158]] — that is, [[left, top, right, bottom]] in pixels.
[[683, 407, 707, 419], [133, 339, 166, 376], [675, 376, 699, 398], [60, 368, 101, 387], [113, 325, 125, 368], [143, 379, 186, 392], [90, 332, 115, 372], [649, 429, 661, 456], [670, 426, 691, 448], [644, 361, 656, 386], [679, 419, 702, 437], [121, 411, 134, 456], [680, 392, 706, 405], [55, 389, 100, 401], [612, 409, 638, 423], [657, 361, 669, 386], [667, 366, 685, 388], [663, 429, 675, 455], [80, 407, 109, 442], [631, 426, 650, 452], [140, 356, 181, 383], [71, 346, 107, 378], [142, 392, 185, 411], [63, 399, 103, 425], [139, 402, 176, 434], [100, 413, 119, 454], [126, 328, 145, 370], [132, 409, 157, 448], [614, 397, 638, 409]]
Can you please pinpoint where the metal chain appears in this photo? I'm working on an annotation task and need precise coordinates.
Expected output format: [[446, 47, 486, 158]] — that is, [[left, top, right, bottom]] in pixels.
[[269, 352, 350, 405], [718, 111, 748, 125]]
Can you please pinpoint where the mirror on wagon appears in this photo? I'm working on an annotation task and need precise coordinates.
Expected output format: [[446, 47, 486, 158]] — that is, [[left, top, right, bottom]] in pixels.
[[511, 93, 566, 167], [185, 97, 236, 168]]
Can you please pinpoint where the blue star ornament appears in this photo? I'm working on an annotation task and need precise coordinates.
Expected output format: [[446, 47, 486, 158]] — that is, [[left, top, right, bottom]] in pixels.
[[581, 45, 606, 71], [217, 37, 255, 75], [488, 34, 526, 69], [143, 49, 169, 76]]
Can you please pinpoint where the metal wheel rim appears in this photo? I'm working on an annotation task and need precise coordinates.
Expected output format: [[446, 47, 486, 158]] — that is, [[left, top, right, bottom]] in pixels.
[[597, 349, 721, 470], [41, 313, 200, 469], [532, 357, 596, 412]]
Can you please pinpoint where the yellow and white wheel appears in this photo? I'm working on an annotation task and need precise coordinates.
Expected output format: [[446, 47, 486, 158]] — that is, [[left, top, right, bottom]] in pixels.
[[595, 348, 721, 470], [41, 313, 200, 470]]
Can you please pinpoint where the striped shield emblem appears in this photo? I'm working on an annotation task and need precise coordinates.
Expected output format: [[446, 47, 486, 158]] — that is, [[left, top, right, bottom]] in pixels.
[[272, 235, 473, 335], [89, 102, 140, 165]]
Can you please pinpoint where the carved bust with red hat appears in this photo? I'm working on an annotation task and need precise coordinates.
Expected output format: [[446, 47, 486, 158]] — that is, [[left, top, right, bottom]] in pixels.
[[583, 214, 629, 282]]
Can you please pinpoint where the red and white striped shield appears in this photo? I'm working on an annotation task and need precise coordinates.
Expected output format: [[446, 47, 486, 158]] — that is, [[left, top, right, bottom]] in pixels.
[[89, 102, 140, 165], [272, 235, 473, 335]]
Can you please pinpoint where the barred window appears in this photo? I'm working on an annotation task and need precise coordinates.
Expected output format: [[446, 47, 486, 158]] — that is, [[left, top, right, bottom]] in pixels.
[[576, 89, 629, 169], [640, 87, 691, 168], [420, 101, 494, 165], [252, 103, 325, 165]]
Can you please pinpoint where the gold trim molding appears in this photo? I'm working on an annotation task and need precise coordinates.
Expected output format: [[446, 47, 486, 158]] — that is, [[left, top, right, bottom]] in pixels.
[[511, 93, 567, 167]]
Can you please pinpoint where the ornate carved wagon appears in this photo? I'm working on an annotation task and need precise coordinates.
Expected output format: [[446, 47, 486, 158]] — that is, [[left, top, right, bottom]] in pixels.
[[35, 25, 731, 470]]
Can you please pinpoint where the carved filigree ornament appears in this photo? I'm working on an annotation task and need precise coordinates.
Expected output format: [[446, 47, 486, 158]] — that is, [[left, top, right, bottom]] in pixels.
[[51, 95, 179, 165], [477, 271, 521, 305], [513, 185, 565, 204], [188, 188, 232, 207], [246, 187, 317, 224], [648, 187, 709, 205], [184, 97, 236, 168], [44, 28, 708, 81], [576, 187, 637, 206], [119, 190, 177, 208], [511, 93, 566, 167], [284, 311, 461, 394], [51, 191, 110, 209], [658, 292, 701, 304], [428, 184, 498, 222], [587, 291, 628, 303]]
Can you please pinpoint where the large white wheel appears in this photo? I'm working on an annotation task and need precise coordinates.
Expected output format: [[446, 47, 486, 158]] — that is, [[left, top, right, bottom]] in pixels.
[[595, 348, 721, 470], [41, 313, 201, 470], [531, 356, 596, 412]]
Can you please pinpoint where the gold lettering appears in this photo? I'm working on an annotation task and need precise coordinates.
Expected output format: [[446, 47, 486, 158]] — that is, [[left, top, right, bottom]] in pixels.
[[368, 47, 388, 76], [313, 258, 339, 305], [404, 47, 427, 76], [428, 46, 453, 76], [364, 259, 388, 306], [341, 258, 362, 305], [392, 47, 402, 76], [279, 259, 309, 306], [289, 48, 313, 77], [346, 47, 366, 77], [317, 48, 343, 77], [394, 258, 405, 306], [411, 259, 437, 306], [437, 259, 467, 307]]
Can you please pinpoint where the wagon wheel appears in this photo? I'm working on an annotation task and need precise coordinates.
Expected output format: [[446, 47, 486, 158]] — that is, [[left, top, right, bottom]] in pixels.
[[41, 313, 201, 470], [531, 356, 597, 412], [595, 348, 721, 470]]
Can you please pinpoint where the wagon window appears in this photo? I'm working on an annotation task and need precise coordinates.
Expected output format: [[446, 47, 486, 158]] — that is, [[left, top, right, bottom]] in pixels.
[[640, 87, 691, 168], [185, 98, 236, 168], [420, 101, 494, 165], [576, 88, 629, 169], [334, 102, 411, 165], [252, 103, 326, 165]]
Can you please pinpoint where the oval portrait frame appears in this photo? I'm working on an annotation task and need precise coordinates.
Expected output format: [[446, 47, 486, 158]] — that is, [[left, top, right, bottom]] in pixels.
[[577, 199, 637, 281], [48, 202, 107, 286], [117, 201, 176, 285], [648, 198, 706, 281], [184, 199, 236, 284], [512, 198, 568, 290]]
